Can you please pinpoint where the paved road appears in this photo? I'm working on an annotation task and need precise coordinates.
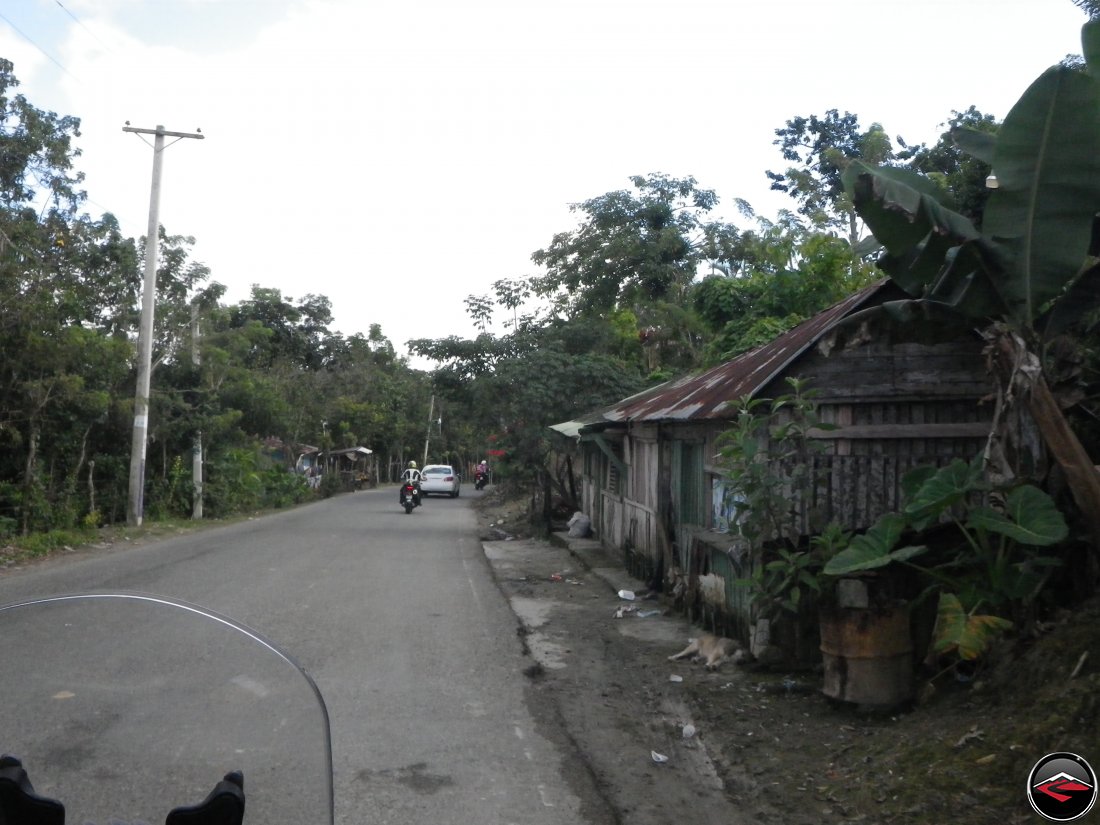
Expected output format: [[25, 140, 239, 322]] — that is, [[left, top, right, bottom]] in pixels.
[[0, 487, 614, 825]]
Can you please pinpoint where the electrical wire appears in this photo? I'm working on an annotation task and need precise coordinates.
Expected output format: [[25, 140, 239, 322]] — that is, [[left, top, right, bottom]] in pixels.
[[0, 10, 78, 81], [54, 0, 107, 49]]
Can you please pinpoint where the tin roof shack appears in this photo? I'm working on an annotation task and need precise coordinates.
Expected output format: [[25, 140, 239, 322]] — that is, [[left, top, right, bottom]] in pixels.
[[557, 281, 1002, 648], [295, 446, 374, 490], [328, 447, 374, 490]]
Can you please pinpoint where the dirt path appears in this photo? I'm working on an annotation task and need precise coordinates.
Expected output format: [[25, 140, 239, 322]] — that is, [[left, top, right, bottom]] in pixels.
[[475, 492, 1100, 825], [484, 536, 753, 824]]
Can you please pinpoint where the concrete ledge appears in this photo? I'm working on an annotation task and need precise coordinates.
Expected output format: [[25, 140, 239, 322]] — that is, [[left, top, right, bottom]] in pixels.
[[550, 531, 644, 597], [549, 530, 602, 551]]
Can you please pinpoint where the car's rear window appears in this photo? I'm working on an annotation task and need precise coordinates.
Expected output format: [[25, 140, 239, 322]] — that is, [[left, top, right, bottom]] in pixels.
[[424, 467, 452, 476]]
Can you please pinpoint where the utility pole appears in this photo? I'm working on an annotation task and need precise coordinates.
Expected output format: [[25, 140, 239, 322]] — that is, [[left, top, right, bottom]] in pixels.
[[191, 299, 203, 520], [422, 395, 435, 467], [124, 124, 204, 527]]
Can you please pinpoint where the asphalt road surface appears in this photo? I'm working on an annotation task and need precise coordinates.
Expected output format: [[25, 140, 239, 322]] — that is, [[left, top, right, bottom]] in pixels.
[[0, 487, 615, 825]]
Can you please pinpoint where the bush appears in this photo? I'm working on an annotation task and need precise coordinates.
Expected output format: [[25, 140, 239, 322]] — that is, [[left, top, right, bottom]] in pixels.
[[16, 528, 90, 558], [261, 468, 311, 509], [204, 448, 265, 517]]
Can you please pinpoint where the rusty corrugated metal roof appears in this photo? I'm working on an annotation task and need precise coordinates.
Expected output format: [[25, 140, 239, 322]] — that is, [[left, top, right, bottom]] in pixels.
[[597, 280, 889, 426]]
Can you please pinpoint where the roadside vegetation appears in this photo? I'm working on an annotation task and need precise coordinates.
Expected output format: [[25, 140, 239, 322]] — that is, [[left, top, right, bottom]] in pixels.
[[3, 3, 1099, 645]]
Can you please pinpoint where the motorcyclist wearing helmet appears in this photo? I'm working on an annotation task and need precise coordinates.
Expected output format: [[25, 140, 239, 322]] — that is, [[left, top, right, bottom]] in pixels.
[[400, 460, 422, 506]]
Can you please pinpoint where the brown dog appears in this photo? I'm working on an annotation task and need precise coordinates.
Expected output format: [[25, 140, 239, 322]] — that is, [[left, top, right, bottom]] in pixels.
[[668, 635, 747, 670]]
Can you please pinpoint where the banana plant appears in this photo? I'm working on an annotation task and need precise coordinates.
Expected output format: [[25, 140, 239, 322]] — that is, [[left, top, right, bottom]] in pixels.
[[840, 18, 1100, 549]]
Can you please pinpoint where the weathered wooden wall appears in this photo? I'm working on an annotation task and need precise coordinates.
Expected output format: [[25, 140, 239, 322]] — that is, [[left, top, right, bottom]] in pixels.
[[574, 331, 1000, 649]]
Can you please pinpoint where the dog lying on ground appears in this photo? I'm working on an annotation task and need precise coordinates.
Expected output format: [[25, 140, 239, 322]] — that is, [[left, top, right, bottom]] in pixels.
[[668, 634, 748, 670]]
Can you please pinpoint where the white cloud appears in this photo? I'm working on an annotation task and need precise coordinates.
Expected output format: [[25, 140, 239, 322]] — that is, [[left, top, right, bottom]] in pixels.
[[1, 0, 1089, 360]]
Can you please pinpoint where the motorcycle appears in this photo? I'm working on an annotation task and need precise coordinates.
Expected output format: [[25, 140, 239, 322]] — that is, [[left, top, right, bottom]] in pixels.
[[0, 592, 333, 825], [399, 481, 421, 514], [474, 472, 488, 491]]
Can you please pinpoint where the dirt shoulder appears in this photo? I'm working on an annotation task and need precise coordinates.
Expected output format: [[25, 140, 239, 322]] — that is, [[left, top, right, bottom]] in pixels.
[[474, 488, 1100, 825]]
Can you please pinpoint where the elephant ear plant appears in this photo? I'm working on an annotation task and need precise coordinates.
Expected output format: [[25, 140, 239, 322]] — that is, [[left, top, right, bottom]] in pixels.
[[841, 16, 1100, 550], [823, 457, 1068, 673]]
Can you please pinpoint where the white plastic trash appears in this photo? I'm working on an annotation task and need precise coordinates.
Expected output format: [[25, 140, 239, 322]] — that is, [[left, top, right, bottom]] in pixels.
[[651, 751, 669, 764], [617, 589, 635, 601]]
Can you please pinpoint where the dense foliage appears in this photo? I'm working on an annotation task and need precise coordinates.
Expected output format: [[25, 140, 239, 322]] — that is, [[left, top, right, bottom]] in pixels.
[[13, 35, 1091, 546], [0, 59, 442, 538]]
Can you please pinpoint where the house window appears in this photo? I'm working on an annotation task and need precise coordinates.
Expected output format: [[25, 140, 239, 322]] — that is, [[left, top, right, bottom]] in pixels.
[[600, 440, 624, 496]]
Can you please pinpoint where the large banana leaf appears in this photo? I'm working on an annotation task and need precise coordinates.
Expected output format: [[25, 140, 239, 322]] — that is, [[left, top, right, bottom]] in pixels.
[[1084, 18, 1100, 78], [847, 66, 1100, 331], [1040, 260, 1100, 338], [950, 127, 996, 165], [982, 65, 1100, 324], [842, 161, 1010, 318]]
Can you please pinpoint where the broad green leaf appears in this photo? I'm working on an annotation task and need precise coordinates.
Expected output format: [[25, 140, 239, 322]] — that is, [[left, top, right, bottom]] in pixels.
[[1084, 18, 1100, 79], [983, 66, 1100, 325], [904, 458, 984, 530], [933, 593, 1014, 661], [996, 561, 1058, 601], [1040, 261, 1100, 339], [843, 162, 972, 266], [857, 512, 907, 553], [878, 230, 962, 297], [933, 592, 967, 651], [823, 513, 928, 575], [888, 544, 930, 563], [924, 244, 1014, 319], [844, 161, 1010, 315], [967, 485, 1068, 546], [951, 126, 996, 165], [965, 505, 1013, 534], [901, 464, 939, 500]]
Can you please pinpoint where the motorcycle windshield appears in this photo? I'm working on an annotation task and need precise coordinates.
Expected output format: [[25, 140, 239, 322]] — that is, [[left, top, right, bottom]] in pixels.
[[0, 592, 334, 825]]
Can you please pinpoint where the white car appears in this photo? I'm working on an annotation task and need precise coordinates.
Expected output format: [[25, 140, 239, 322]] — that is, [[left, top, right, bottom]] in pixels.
[[419, 464, 461, 497]]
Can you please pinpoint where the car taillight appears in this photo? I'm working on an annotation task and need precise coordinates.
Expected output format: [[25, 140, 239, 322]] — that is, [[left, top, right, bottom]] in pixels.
[[444, 476, 454, 481]]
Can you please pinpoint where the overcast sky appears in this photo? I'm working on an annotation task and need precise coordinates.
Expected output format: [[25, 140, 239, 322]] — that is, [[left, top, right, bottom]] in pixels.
[[0, 0, 1088, 363]]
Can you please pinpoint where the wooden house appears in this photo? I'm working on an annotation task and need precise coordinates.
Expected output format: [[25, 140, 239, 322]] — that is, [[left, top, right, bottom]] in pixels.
[[552, 280, 1003, 641]]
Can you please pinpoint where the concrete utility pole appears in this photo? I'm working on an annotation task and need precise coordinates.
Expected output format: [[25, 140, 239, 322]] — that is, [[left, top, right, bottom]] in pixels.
[[191, 299, 203, 520], [422, 395, 435, 467], [124, 124, 204, 527]]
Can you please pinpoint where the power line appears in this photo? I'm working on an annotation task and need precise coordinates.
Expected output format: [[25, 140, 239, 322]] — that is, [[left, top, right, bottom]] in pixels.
[[53, 1, 107, 49], [0, 11, 78, 81]]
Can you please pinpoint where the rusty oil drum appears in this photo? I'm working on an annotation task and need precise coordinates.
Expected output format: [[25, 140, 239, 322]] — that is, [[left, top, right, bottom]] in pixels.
[[819, 603, 913, 707]]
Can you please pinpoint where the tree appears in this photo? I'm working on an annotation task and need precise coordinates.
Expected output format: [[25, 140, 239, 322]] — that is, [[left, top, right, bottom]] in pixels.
[[0, 60, 147, 532], [410, 278, 647, 512], [530, 173, 738, 373], [899, 106, 999, 228], [532, 173, 717, 312], [842, 19, 1100, 550], [692, 211, 878, 362], [766, 110, 896, 246], [228, 287, 338, 371], [0, 59, 84, 215]]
